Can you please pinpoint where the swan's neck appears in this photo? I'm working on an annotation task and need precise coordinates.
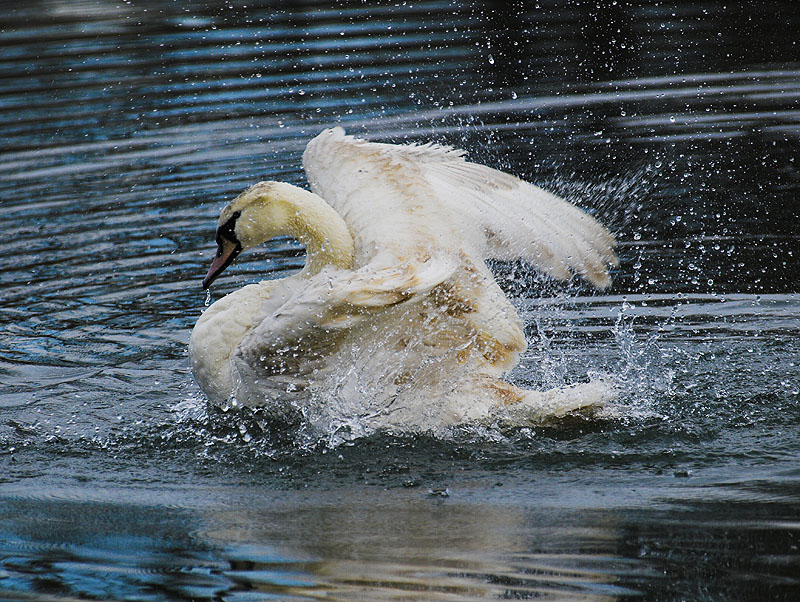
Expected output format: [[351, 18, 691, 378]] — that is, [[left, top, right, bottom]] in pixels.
[[282, 188, 355, 276]]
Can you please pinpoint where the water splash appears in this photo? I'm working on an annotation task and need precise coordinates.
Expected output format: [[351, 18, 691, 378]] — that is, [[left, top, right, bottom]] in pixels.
[[609, 300, 675, 417]]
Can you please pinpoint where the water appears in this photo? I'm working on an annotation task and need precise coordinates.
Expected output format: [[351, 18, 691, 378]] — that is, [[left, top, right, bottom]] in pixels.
[[1, 0, 799, 599]]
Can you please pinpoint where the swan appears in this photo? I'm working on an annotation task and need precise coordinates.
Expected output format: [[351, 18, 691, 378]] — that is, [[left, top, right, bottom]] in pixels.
[[189, 127, 618, 437]]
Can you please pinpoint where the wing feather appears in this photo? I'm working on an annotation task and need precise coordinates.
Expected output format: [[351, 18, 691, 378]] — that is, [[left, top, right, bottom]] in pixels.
[[303, 127, 617, 289]]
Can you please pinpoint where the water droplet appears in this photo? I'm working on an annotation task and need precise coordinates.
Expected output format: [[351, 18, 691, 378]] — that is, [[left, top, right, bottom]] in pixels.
[[204, 289, 211, 306]]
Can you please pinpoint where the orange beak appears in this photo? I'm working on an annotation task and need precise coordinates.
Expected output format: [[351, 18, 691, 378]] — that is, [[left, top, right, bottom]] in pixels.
[[202, 237, 241, 289]]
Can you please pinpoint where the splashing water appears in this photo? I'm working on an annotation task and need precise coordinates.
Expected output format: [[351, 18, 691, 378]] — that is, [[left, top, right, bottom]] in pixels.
[[609, 300, 676, 414], [1, 2, 799, 600]]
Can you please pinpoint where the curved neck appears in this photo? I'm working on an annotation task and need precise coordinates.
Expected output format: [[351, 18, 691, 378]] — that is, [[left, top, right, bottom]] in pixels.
[[282, 188, 355, 276]]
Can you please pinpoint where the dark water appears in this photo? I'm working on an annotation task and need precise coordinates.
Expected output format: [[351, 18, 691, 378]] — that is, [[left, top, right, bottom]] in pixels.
[[1, 1, 799, 599]]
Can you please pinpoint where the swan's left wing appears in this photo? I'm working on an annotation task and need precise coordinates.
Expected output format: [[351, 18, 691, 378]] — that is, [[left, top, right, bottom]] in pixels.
[[419, 158, 618, 288], [304, 127, 617, 288], [303, 128, 466, 268]]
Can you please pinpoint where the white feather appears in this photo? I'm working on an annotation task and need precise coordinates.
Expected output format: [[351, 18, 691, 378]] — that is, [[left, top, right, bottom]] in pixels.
[[189, 128, 618, 437], [304, 126, 617, 287]]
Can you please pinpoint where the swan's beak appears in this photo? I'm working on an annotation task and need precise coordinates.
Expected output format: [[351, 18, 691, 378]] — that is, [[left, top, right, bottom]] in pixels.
[[202, 237, 241, 289]]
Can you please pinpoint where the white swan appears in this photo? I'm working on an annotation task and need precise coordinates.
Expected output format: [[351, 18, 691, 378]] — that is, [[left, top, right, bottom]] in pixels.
[[189, 127, 618, 437]]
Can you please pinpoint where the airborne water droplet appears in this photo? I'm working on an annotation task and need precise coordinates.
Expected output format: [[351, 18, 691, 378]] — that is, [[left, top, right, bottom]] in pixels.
[[204, 289, 212, 306]]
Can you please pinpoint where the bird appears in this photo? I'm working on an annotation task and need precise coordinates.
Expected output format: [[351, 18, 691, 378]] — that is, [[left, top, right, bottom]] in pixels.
[[189, 127, 618, 439]]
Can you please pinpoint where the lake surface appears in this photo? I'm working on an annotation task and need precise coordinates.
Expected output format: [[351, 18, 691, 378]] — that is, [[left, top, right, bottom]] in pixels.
[[1, 0, 799, 599]]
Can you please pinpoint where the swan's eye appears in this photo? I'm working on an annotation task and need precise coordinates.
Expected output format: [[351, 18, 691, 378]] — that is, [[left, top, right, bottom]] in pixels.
[[217, 210, 241, 246]]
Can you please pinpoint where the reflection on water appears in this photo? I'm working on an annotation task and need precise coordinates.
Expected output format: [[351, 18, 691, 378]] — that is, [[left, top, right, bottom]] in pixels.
[[3, 472, 799, 601], [1, 0, 799, 600]]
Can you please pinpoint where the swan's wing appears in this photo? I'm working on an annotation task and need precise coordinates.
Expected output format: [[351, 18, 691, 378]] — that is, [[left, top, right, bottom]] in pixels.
[[303, 128, 467, 268], [304, 127, 617, 288], [236, 259, 457, 377], [419, 159, 618, 288]]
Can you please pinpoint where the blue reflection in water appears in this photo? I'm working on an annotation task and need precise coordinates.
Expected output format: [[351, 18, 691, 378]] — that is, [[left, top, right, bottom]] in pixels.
[[0, 0, 799, 600]]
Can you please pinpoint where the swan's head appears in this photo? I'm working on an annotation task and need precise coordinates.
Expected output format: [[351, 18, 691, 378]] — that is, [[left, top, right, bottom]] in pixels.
[[202, 181, 300, 289]]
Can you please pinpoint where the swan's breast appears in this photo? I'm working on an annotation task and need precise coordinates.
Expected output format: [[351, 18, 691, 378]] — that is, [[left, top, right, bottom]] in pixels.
[[189, 281, 276, 403]]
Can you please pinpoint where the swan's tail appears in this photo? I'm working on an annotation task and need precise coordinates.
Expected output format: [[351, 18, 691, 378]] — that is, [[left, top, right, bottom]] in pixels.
[[487, 378, 617, 425]]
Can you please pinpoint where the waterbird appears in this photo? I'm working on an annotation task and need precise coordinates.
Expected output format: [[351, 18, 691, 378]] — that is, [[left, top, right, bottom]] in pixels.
[[189, 127, 618, 438]]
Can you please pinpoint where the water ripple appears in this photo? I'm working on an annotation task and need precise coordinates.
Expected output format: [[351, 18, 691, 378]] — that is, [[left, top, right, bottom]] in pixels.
[[1, 2, 799, 599]]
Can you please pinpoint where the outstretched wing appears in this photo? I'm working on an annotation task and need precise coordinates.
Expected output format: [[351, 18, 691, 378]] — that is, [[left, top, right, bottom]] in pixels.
[[303, 127, 617, 288], [419, 158, 618, 288]]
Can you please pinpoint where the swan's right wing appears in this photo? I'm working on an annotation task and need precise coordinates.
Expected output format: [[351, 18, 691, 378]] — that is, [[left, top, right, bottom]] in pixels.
[[236, 259, 457, 379]]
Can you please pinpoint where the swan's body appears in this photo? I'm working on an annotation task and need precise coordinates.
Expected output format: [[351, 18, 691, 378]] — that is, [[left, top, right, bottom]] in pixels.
[[189, 128, 618, 437]]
